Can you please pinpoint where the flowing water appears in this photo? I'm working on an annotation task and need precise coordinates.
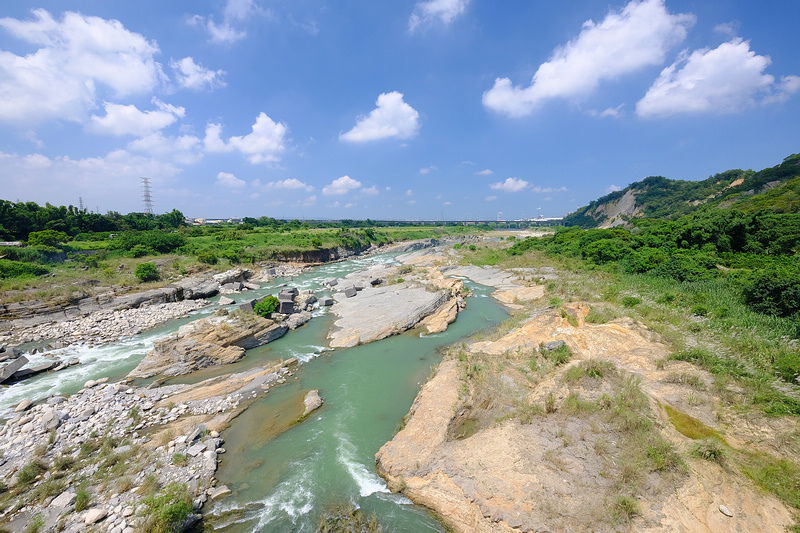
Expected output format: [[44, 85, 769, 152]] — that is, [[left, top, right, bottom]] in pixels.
[[0, 253, 508, 531]]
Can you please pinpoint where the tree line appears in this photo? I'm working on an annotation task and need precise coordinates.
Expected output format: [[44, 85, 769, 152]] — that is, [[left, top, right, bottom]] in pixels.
[[0, 199, 186, 241]]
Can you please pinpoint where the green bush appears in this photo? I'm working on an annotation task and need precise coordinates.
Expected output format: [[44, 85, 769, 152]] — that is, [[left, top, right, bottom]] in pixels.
[[134, 262, 160, 282], [621, 296, 641, 308], [742, 264, 800, 318], [254, 295, 280, 317], [27, 229, 69, 247], [219, 249, 240, 264], [109, 230, 186, 254], [129, 244, 156, 258], [0, 259, 48, 279], [197, 252, 218, 265], [139, 482, 192, 533]]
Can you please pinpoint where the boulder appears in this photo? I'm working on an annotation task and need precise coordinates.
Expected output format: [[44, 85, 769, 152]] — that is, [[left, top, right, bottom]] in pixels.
[[14, 399, 33, 412], [218, 296, 235, 306], [51, 491, 77, 509], [210, 485, 232, 502], [542, 340, 566, 352], [239, 299, 256, 313], [303, 389, 324, 416], [84, 508, 108, 525], [286, 311, 312, 330], [0, 356, 28, 383]]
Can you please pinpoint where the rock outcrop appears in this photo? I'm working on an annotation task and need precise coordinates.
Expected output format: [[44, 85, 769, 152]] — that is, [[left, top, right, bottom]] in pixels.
[[128, 313, 288, 378], [377, 301, 796, 532]]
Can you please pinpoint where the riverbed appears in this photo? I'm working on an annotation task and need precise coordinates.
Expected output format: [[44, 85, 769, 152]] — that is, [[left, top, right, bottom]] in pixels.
[[0, 252, 508, 531]]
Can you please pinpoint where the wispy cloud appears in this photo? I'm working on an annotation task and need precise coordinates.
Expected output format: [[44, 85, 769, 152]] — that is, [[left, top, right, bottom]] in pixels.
[[409, 0, 469, 33]]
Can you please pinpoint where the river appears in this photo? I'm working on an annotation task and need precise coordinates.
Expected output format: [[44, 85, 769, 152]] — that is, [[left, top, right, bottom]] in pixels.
[[0, 252, 508, 531]]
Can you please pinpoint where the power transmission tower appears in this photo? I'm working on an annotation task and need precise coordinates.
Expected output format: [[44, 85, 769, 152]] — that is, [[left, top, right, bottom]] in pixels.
[[78, 197, 84, 211], [141, 177, 154, 215]]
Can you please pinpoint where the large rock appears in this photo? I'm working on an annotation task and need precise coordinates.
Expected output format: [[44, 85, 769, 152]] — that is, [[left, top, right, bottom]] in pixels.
[[128, 314, 288, 378], [302, 389, 324, 416], [84, 508, 107, 525], [210, 485, 232, 502], [0, 356, 28, 383], [328, 283, 450, 348]]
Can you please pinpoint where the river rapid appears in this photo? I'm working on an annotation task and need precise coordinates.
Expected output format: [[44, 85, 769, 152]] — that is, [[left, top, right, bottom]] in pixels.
[[0, 252, 508, 531]]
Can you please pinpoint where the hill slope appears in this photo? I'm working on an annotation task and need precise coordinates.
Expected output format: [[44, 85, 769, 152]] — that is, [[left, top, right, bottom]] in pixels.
[[563, 153, 800, 228]]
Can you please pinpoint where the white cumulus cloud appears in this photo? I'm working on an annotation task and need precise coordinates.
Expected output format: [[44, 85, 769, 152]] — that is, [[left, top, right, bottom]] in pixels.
[[87, 99, 184, 137], [204, 112, 287, 164], [170, 57, 226, 90], [322, 175, 362, 196], [340, 92, 420, 143], [482, 0, 694, 117], [475, 169, 493, 175], [216, 171, 246, 188], [409, 0, 469, 33], [637, 38, 800, 117], [491, 177, 529, 192], [0, 9, 164, 124]]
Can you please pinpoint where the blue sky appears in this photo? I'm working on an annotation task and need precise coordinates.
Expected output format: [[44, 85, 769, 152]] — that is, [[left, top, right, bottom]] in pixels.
[[1, 0, 799, 220]]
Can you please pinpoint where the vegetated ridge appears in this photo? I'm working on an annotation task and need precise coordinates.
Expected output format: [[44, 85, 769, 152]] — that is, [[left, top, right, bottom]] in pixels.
[[564, 152, 800, 228]]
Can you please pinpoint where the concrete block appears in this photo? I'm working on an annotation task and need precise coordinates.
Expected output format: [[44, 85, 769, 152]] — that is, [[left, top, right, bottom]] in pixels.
[[319, 297, 334, 306], [344, 286, 357, 298], [278, 300, 295, 314]]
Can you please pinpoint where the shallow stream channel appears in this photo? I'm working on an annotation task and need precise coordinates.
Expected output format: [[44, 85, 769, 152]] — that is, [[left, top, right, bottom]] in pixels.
[[0, 252, 509, 531]]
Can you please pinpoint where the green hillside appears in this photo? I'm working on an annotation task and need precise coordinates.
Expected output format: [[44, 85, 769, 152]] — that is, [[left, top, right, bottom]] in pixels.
[[564, 153, 800, 228]]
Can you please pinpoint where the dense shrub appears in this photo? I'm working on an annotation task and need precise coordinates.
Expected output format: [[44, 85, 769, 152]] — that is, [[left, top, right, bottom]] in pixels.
[[198, 252, 218, 265], [219, 249, 240, 264], [743, 264, 800, 318], [134, 262, 160, 282], [129, 244, 156, 258], [109, 230, 186, 254], [27, 229, 69, 247], [0, 259, 49, 279], [254, 295, 280, 317]]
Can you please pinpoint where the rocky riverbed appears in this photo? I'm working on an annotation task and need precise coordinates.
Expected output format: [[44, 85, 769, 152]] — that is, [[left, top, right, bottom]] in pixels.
[[0, 357, 311, 532]]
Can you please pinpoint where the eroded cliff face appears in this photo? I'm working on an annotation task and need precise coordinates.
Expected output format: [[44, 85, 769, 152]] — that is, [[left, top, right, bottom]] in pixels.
[[376, 303, 795, 533]]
